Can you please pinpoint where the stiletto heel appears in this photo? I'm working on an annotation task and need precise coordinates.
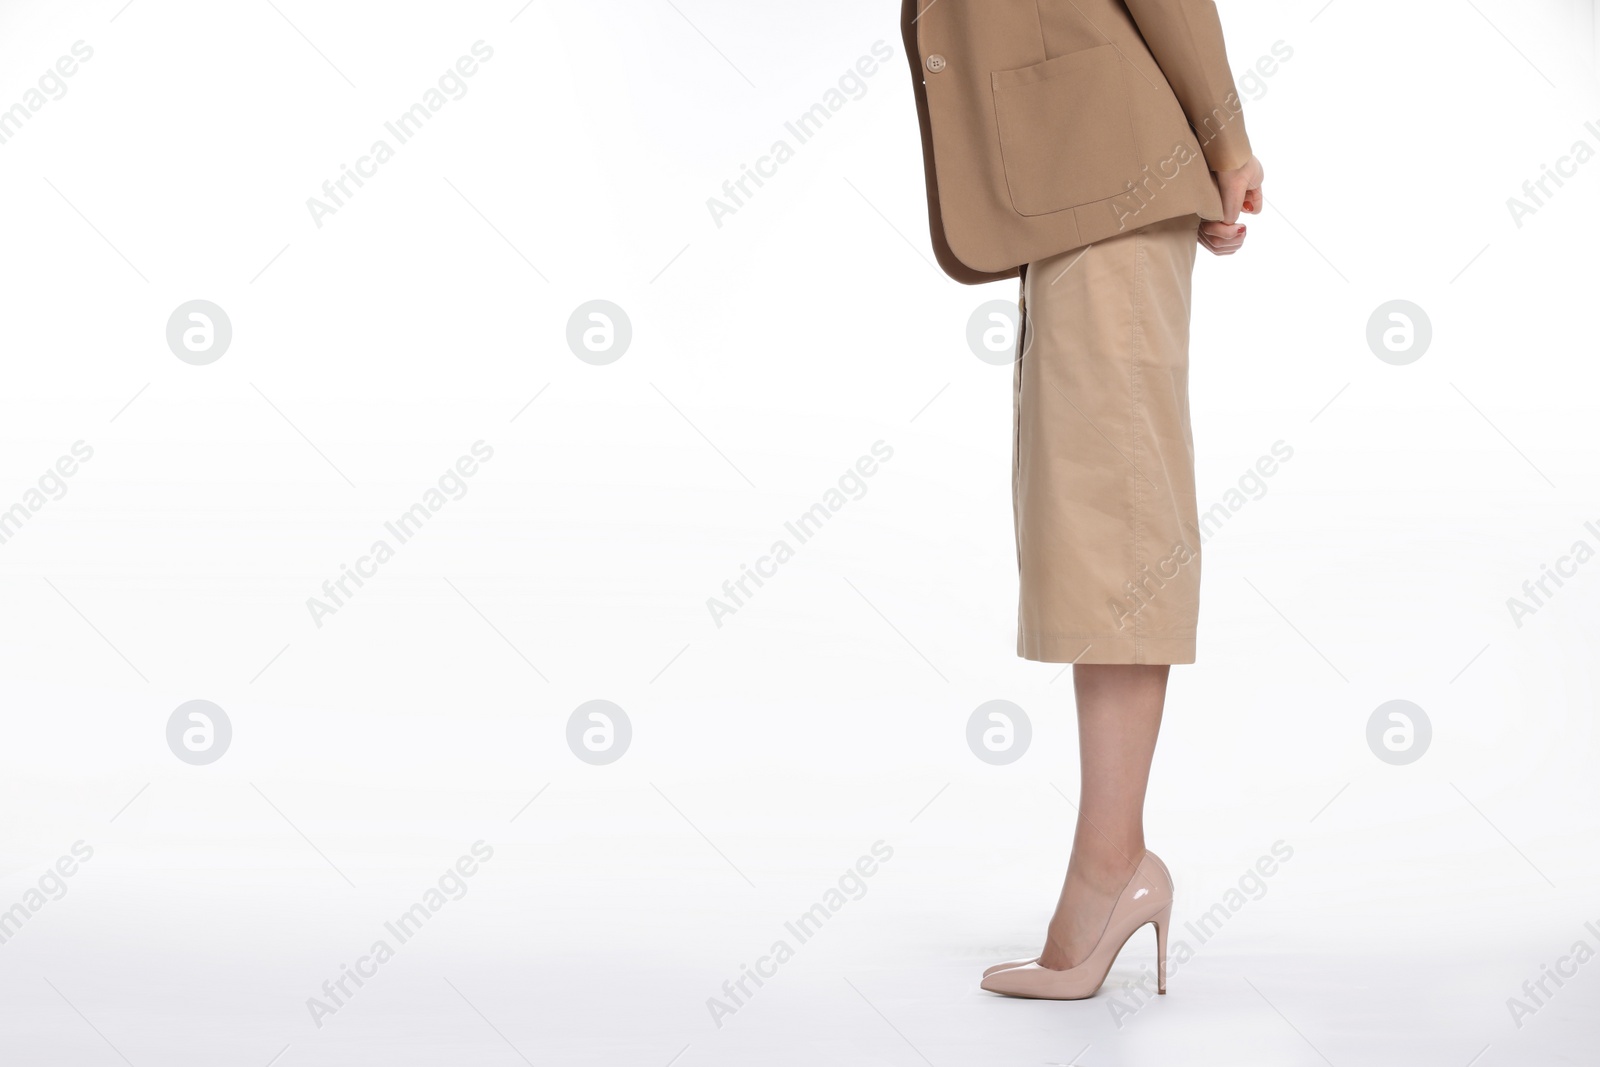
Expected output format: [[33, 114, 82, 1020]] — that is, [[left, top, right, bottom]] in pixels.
[[981, 850, 1175, 1001], [1152, 902, 1172, 995]]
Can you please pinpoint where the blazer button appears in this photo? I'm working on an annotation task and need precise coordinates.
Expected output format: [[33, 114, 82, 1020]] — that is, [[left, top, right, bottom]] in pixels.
[[926, 54, 947, 73]]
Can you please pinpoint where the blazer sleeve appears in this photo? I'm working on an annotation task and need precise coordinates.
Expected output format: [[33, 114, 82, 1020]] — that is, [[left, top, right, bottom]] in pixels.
[[1120, 0, 1253, 173]]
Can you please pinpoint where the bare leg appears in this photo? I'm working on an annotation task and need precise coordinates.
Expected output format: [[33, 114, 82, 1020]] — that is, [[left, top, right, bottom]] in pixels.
[[1037, 663, 1169, 970]]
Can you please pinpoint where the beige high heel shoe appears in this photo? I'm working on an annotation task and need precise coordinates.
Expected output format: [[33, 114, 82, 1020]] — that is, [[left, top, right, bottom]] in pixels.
[[980, 850, 1174, 1000]]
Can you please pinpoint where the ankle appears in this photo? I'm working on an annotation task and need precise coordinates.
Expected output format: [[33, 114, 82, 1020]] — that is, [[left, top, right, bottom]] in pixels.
[[1071, 840, 1143, 889]]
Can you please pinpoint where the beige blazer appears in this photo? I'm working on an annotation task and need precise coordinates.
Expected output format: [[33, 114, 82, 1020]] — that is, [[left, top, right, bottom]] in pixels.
[[901, 0, 1253, 284]]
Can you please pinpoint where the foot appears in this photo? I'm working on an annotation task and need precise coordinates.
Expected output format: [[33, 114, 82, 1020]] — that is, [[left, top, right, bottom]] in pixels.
[[980, 852, 1174, 1000], [1037, 848, 1144, 970]]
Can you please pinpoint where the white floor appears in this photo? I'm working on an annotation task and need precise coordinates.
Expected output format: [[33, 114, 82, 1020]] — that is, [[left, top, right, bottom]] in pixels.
[[2, 770, 1595, 1066]]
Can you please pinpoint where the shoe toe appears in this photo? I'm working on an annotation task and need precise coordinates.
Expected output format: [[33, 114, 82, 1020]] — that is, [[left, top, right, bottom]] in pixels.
[[981, 956, 1036, 978], [980, 963, 1039, 995]]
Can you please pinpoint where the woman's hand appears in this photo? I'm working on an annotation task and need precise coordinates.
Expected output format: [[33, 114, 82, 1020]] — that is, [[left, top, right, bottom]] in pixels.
[[1199, 154, 1264, 257]]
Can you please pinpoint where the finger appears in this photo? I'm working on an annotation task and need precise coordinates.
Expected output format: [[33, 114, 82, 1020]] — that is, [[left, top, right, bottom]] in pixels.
[[1215, 180, 1241, 226], [1199, 231, 1245, 255], [1200, 220, 1248, 242]]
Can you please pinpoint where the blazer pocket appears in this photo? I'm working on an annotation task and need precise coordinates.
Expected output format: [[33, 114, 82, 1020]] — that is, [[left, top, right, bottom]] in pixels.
[[991, 45, 1139, 217]]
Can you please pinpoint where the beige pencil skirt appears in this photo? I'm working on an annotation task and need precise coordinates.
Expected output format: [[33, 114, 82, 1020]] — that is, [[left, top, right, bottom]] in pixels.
[[1013, 214, 1202, 665]]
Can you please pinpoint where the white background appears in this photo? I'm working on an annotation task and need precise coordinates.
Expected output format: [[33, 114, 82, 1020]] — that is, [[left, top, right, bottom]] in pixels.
[[1, 0, 1597, 1063]]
